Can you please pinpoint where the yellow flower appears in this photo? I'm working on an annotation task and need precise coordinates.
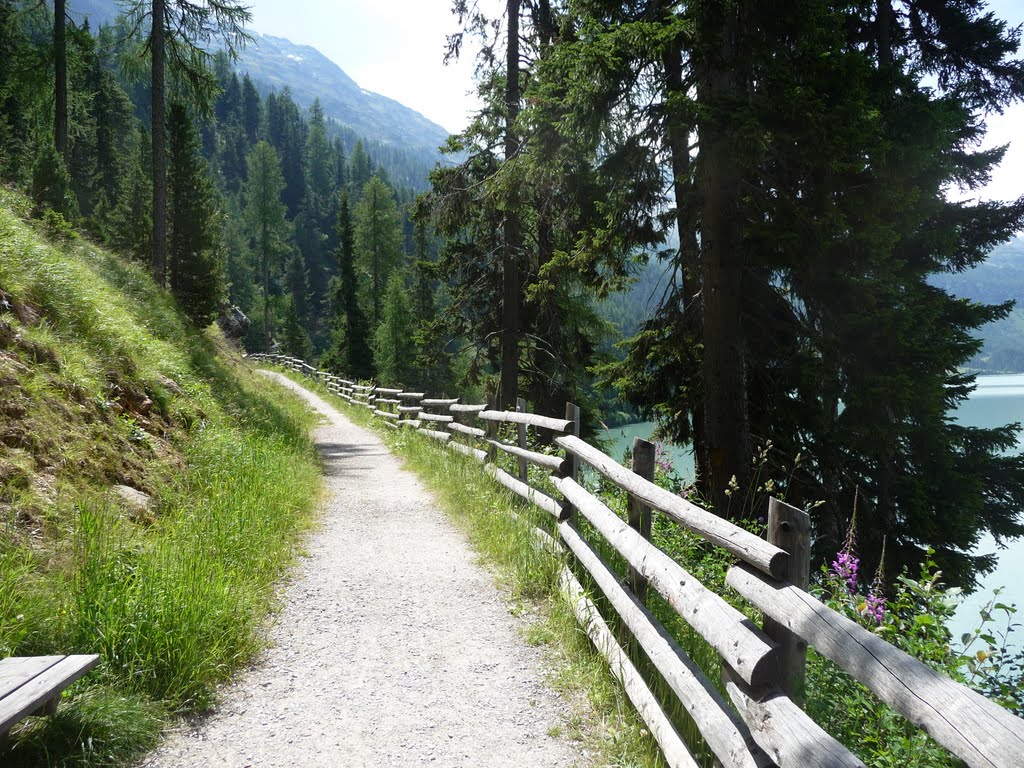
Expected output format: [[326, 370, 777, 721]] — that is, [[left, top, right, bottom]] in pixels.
[[976, 650, 989, 663]]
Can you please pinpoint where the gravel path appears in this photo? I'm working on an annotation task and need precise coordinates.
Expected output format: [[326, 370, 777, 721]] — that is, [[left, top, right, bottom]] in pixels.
[[140, 372, 582, 768]]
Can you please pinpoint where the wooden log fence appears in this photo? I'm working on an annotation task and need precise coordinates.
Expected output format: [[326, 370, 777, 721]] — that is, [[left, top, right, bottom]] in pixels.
[[246, 351, 1024, 768]]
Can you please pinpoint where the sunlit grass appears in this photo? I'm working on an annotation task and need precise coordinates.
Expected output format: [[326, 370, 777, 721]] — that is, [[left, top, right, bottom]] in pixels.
[[0, 187, 323, 766]]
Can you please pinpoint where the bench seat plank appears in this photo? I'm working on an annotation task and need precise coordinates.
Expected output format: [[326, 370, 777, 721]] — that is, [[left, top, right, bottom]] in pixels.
[[0, 655, 100, 735], [0, 657, 63, 701]]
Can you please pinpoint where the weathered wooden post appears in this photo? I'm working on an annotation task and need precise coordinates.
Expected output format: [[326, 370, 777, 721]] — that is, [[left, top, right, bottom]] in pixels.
[[516, 397, 528, 482], [562, 402, 581, 524], [627, 437, 656, 604], [763, 496, 811, 705]]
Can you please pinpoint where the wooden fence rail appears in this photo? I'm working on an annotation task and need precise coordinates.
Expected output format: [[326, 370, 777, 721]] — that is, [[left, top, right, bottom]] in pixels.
[[246, 352, 1024, 768]]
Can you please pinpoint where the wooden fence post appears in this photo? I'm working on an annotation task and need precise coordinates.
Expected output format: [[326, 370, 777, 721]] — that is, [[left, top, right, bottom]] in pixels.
[[563, 402, 581, 524], [628, 437, 656, 604], [516, 397, 528, 482], [763, 496, 811, 705]]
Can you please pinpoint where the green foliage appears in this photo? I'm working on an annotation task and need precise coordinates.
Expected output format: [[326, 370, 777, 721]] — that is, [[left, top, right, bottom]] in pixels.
[[373, 271, 415, 385], [30, 142, 75, 218], [354, 174, 402, 328], [0, 185, 321, 764], [243, 140, 290, 351], [281, 293, 312, 360], [168, 102, 224, 326], [321, 191, 374, 379]]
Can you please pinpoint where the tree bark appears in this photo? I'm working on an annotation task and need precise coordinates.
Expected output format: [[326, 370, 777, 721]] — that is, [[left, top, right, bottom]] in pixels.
[[54, 0, 67, 162], [500, 0, 522, 409], [263, 225, 271, 353], [151, 0, 167, 286], [662, 32, 708, 500], [696, 1, 750, 518], [877, 0, 892, 68]]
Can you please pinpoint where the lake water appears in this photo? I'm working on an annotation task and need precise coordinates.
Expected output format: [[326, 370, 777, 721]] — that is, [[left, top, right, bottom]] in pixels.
[[602, 375, 1024, 640]]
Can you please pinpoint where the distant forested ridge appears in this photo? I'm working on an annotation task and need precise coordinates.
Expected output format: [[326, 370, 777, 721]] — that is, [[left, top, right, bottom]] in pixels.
[[932, 239, 1024, 372]]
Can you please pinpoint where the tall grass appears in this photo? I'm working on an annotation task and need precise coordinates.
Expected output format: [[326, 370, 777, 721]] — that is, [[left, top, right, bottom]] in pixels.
[[0, 188, 323, 766]]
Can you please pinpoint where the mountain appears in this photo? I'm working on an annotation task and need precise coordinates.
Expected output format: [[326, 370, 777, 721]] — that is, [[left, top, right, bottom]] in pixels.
[[237, 34, 450, 157], [70, 1, 451, 175]]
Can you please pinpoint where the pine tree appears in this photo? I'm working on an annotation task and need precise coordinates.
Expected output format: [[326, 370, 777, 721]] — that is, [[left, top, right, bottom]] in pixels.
[[30, 142, 74, 217], [348, 139, 372, 194], [167, 101, 223, 326], [354, 174, 402, 328], [243, 140, 289, 352], [373, 271, 415, 385], [120, 0, 250, 286], [322, 191, 373, 378], [281, 294, 312, 360], [241, 73, 261, 143]]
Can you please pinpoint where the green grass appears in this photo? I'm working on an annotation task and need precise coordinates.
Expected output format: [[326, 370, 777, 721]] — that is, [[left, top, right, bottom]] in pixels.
[[0, 189, 323, 766], [273, 368, 667, 768]]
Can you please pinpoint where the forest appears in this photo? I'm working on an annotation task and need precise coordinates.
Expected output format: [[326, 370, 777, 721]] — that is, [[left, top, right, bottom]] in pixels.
[[2, 0, 1024, 597]]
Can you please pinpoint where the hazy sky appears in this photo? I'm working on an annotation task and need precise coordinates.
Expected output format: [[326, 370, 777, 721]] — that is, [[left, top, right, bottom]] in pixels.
[[244, 0, 489, 134], [243, 0, 1024, 205]]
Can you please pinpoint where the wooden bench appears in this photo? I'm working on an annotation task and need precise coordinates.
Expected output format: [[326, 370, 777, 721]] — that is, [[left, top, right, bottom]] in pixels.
[[0, 655, 100, 740]]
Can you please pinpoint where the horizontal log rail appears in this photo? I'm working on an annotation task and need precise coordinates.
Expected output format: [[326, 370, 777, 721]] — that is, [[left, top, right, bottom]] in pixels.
[[726, 565, 1024, 768], [417, 428, 451, 443], [447, 422, 486, 438], [419, 413, 454, 423], [252, 352, 1024, 768], [449, 403, 488, 413], [487, 439, 565, 473], [479, 409, 574, 434], [555, 435, 787, 580]]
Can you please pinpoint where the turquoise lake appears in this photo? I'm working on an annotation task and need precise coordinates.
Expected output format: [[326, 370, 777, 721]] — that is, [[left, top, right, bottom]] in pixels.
[[601, 374, 1024, 640]]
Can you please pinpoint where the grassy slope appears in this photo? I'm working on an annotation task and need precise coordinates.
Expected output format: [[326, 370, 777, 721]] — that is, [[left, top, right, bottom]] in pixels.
[[0, 188, 323, 766]]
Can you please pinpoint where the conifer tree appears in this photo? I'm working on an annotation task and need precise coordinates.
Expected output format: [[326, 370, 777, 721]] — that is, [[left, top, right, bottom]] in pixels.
[[243, 140, 289, 352], [322, 191, 374, 378], [354, 174, 402, 328], [282, 294, 312, 360], [373, 271, 414, 385], [120, 0, 250, 286], [167, 101, 222, 326]]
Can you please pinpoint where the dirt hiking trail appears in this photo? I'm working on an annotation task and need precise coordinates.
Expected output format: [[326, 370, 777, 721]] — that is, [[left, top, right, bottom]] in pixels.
[[140, 372, 582, 768]]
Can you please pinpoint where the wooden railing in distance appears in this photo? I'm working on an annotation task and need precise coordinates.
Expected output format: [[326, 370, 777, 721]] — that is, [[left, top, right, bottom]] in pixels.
[[245, 352, 1024, 768]]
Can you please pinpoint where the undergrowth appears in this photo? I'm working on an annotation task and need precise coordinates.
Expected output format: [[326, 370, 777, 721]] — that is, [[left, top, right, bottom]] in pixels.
[[0, 188, 322, 767]]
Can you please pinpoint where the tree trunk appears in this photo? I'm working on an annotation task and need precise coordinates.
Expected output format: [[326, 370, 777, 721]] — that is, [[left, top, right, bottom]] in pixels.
[[500, 0, 522, 409], [877, 0, 892, 68], [662, 33, 709, 499], [263, 229, 271, 353], [151, 0, 167, 286], [697, 2, 750, 518], [54, 0, 67, 162]]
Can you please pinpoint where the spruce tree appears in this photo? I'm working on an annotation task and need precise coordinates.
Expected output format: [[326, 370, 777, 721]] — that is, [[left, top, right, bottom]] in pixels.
[[120, 0, 250, 286], [322, 191, 374, 379], [167, 101, 223, 326], [243, 140, 289, 352], [30, 142, 74, 217], [354, 174, 402, 328], [373, 271, 415, 385]]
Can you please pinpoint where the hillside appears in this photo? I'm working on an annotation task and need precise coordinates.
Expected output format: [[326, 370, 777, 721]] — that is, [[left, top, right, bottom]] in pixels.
[[931, 238, 1024, 372], [0, 188, 321, 765], [239, 34, 450, 154]]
